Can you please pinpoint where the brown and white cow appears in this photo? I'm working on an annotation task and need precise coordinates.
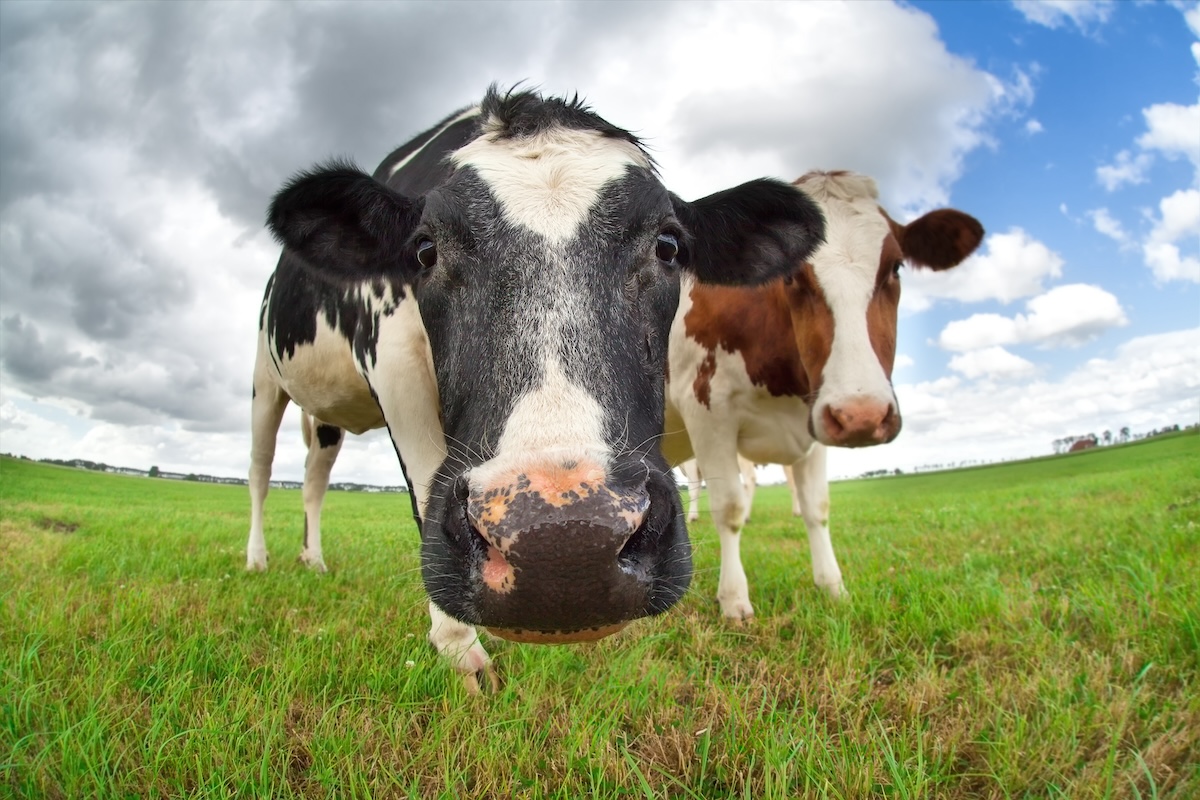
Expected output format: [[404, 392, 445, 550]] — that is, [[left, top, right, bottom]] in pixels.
[[247, 88, 827, 689], [662, 171, 982, 620]]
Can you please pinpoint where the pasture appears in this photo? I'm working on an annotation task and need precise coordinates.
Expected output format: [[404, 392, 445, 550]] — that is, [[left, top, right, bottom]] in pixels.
[[2, 431, 1197, 798]]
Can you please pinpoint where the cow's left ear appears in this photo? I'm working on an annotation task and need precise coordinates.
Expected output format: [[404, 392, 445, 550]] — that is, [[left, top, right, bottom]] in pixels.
[[671, 179, 826, 286], [267, 160, 424, 284], [895, 209, 984, 271]]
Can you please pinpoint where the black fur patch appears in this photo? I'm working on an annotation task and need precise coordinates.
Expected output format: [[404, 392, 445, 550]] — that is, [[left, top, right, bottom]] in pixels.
[[316, 424, 342, 449]]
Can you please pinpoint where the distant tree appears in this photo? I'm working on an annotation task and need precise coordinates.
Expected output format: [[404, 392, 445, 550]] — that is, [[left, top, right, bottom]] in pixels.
[[148, 465, 160, 478], [1120, 426, 1131, 442], [1102, 430, 1112, 446], [184, 473, 199, 481]]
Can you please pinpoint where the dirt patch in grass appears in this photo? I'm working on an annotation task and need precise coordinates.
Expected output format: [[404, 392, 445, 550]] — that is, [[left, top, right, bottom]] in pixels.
[[35, 517, 80, 534]]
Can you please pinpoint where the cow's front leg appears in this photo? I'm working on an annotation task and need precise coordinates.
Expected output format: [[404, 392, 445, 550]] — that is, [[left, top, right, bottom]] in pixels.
[[680, 459, 703, 522], [427, 602, 499, 694], [792, 444, 846, 599], [299, 414, 343, 572], [699, 450, 754, 622], [738, 455, 758, 521], [247, 366, 289, 572]]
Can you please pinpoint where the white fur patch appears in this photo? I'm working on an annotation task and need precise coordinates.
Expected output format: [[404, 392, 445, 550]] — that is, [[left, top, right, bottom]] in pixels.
[[468, 357, 610, 489], [359, 293, 446, 518], [388, 107, 481, 179], [267, 300, 382, 435], [450, 126, 650, 244]]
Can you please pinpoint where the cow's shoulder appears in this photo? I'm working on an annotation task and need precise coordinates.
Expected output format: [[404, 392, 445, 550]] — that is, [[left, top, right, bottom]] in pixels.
[[261, 252, 370, 362]]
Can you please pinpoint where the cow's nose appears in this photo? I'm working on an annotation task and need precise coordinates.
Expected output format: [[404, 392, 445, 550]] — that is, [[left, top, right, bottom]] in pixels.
[[460, 459, 655, 641], [822, 399, 899, 447], [466, 460, 648, 556]]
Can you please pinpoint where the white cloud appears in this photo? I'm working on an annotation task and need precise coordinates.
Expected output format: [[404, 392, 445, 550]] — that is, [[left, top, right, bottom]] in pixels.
[[1143, 188, 1200, 283], [0, 400, 83, 461], [1138, 101, 1200, 171], [1012, 0, 1116, 32], [1148, 188, 1200, 243], [1025, 118, 1045, 134], [594, 1, 1024, 213], [1092, 3, 1199, 284], [1096, 149, 1154, 191], [902, 228, 1063, 312], [1186, 2, 1200, 38], [1087, 207, 1131, 246], [947, 346, 1037, 380], [894, 354, 915, 370], [828, 326, 1199, 478], [937, 284, 1129, 351]]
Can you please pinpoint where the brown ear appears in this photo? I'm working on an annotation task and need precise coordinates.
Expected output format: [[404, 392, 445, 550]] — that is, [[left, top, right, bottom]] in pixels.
[[895, 209, 984, 271]]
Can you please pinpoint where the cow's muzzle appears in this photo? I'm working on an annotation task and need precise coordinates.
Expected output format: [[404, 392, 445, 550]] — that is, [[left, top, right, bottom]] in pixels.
[[423, 459, 691, 642], [817, 397, 901, 447]]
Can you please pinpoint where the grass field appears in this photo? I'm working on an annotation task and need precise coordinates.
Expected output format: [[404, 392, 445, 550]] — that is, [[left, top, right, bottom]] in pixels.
[[2, 431, 1197, 798]]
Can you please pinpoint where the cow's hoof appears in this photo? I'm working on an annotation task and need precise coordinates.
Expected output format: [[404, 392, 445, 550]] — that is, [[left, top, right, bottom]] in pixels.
[[298, 551, 328, 573], [246, 553, 268, 571], [687, 514, 699, 523], [819, 581, 848, 600], [719, 598, 755, 623], [463, 664, 502, 695]]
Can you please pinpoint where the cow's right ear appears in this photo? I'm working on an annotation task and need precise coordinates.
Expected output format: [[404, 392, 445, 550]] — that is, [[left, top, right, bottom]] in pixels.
[[671, 179, 826, 286], [267, 161, 423, 283]]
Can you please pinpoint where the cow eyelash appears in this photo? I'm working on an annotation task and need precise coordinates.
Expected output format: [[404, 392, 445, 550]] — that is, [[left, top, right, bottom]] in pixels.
[[416, 237, 437, 269]]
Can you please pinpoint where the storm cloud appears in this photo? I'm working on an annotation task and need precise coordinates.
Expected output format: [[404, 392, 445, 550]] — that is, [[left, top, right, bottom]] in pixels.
[[0, 0, 1024, 478]]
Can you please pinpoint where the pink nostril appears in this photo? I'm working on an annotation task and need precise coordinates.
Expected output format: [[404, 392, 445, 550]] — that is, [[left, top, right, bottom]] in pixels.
[[823, 405, 846, 438], [823, 401, 894, 444]]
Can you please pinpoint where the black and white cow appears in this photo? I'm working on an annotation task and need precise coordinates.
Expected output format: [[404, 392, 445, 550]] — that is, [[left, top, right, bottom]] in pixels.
[[247, 87, 826, 690]]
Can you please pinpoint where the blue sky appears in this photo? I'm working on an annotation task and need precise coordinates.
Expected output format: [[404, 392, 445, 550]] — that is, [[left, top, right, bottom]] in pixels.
[[0, 0, 1196, 485], [903, 0, 1197, 375]]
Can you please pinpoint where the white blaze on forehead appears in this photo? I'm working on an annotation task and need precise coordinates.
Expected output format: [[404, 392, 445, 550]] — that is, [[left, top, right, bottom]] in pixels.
[[450, 126, 651, 244], [807, 187, 896, 408]]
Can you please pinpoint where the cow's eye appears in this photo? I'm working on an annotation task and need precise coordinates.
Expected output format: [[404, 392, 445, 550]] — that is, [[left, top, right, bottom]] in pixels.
[[892, 260, 903, 278], [656, 233, 679, 265], [416, 238, 437, 269]]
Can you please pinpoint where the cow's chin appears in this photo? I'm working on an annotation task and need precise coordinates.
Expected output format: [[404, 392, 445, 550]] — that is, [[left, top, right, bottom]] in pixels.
[[486, 622, 629, 644]]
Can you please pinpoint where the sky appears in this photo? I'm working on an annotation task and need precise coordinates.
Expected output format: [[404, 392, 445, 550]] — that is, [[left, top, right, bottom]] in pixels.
[[0, 0, 1196, 487]]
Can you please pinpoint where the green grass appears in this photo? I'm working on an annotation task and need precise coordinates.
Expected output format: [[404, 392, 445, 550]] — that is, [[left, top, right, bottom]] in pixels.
[[2, 431, 1198, 799]]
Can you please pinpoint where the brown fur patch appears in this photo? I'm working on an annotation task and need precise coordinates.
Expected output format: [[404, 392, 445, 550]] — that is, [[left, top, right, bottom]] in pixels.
[[781, 264, 833, 400], [692, 351, 717, 408], [868, 231, 903, 375], [683, 281, 809, 400]]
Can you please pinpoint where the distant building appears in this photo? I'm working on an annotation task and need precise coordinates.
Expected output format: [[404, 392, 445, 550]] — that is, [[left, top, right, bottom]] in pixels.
[[1068, 437, 1098, 453]]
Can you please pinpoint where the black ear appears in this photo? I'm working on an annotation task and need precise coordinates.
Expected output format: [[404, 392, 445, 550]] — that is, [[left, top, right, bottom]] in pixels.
[[266, 160, 423, 284], [671, 179, 825, 286]]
